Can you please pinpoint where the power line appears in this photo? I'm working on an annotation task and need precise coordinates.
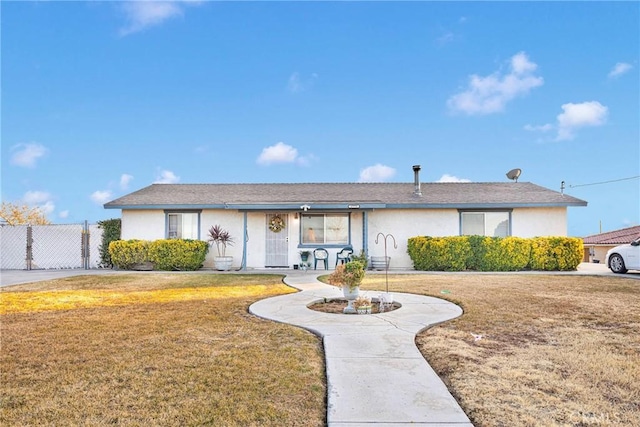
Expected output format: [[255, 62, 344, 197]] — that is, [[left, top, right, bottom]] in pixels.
[[568, 175, 640, 188]]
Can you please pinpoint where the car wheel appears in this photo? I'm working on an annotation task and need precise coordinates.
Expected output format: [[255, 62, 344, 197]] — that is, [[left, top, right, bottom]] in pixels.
[[609, 254, 628, 274]]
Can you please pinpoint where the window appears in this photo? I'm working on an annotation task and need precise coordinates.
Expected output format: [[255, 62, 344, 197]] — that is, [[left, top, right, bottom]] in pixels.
[[301, 214, 349, 245], [461, 211, 510, 237], [166, 212, 200, 239]]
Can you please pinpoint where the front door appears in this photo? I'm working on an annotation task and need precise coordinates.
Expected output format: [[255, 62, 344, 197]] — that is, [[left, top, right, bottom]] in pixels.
[[265, 213, 289, 267]]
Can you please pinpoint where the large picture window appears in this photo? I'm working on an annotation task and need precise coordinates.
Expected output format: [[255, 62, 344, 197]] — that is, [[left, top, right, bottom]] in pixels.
[[461, 211, 510, 237], [301, 214, 349, 245], [166, 212, 200, 239]]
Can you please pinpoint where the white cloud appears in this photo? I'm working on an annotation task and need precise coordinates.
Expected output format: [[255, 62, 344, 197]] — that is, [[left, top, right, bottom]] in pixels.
[[39, 201, 55, 215], [523, 123, 553, 132], [22, 191, 55, 215], [23, 190, 51, 205], [154, 169, 180, 184], [608, 62, 632, 78], [447, 51, 543, 115], [358, 164, 396, 183], [287, 72, 318, 93], [90, 190, 113, 205], [59, 210, 69, 219], [119, 1, 201, 36], [120, 173, 134, 190], [295, 154, 316, 167], [556, 101, 608, 141], [10, 143, 48, 168], [437, 174, 471, 183], [436, 31, 455, 45], [257, 142, 299, 165]]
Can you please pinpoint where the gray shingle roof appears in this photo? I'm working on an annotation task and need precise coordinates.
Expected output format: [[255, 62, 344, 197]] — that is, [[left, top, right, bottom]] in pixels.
[[104, 182, 587, 210]]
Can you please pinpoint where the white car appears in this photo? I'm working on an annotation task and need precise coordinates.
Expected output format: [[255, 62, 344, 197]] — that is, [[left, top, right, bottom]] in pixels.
[[606, 237, 640, 274]]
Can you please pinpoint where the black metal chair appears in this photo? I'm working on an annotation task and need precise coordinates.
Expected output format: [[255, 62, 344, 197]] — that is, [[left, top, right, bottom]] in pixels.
[[313, 248, 329, 270], [335, 246, 354, 267]]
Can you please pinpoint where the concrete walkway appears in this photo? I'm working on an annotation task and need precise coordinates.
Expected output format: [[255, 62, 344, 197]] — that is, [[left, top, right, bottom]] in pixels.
[[249, 272, 473, 426]]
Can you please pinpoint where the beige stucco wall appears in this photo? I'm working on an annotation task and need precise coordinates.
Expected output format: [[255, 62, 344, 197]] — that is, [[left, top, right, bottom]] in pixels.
[[120, 205, 571, 270], [200, 211, 245, 269], [583, 245, 613, 264], [365, 207, 569, 269], [365, 209, 459, 269], [511, 207, 567, 237], [121, 210, 166, 241]]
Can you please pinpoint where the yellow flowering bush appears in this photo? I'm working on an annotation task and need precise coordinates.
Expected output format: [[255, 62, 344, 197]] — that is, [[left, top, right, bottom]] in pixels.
[[109, 239, 209, 271], [109, 239, 149, 270], [408, 235, 581, 271], [148, 239, 209, 271], [529, 237, 583, 271], [407, 236, 471, 271]]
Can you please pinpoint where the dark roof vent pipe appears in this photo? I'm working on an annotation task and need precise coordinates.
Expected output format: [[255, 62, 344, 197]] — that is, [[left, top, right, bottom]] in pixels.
[[412, 165, 422, 197]]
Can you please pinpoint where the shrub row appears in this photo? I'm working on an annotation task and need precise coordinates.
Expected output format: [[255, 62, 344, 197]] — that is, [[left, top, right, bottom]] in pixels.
[[407, 235, 583, 272], [108, 239, 209, 271]]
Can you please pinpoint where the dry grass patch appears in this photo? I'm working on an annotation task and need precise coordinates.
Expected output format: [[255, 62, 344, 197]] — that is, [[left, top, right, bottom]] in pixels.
[[1, 274, 326, 426], [359, 274, 640, 426]]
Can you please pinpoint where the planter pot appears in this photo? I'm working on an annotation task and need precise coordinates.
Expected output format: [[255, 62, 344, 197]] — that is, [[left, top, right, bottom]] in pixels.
[[214, 256, 233, 271], [342, 285, 360, 314], [356, 306, 372, 315]]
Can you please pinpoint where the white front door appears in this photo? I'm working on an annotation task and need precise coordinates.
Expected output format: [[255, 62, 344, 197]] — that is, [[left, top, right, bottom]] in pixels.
[[265, 214, 289, 267]]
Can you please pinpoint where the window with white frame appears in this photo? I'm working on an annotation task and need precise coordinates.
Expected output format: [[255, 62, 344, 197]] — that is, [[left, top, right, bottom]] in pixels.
[[301, 214, 349, 245], [166, 212, 200, 239], [460, 211, 510, 237]]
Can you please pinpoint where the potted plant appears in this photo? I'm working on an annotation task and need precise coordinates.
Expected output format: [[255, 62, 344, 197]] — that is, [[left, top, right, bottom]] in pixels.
[[351, 249, 369, 269], [299, 250, 311, 270], [328, 260, 366, 313], [353, 295, 372, 314], [207, 224, 234, 271]]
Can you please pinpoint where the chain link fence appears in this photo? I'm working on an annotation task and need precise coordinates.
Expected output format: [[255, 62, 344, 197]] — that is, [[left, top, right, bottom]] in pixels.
[[0, 222, 104, 270]]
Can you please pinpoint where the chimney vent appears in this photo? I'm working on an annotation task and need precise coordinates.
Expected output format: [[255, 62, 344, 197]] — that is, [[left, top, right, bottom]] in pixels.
[[412, 165, 422, 197]]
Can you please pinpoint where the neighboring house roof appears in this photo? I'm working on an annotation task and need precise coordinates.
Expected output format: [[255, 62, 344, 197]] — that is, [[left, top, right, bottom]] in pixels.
[[583, 225, 640, 245], [104, 182, 587, 210]]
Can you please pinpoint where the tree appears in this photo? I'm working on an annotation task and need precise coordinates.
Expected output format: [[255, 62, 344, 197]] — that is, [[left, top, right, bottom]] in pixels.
[[0, 201, 50, 225], [97, 218, 121, 268]]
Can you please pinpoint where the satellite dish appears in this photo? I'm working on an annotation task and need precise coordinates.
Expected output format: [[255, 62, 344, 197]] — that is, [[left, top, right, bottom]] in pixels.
[[506, 168, 522, 182]]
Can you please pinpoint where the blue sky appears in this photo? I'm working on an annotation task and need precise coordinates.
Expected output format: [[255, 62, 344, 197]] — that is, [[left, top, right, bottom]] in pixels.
[[2, 1, 638, 237]]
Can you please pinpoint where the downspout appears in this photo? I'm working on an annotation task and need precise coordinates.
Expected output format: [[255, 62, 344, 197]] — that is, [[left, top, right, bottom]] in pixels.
[[362, 211, 369, 259], [241, 212, 248, 271]]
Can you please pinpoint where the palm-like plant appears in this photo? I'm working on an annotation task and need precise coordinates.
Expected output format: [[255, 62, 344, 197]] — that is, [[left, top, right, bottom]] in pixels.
[[207, 225, 234, 257]]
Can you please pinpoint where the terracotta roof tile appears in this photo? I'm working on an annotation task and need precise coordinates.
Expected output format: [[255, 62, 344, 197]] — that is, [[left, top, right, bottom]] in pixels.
[[583, 225, 640, 245]]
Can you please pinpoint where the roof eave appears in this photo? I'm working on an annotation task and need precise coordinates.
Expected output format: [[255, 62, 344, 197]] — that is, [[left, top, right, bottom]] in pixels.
[[105, 201, 587, 210]]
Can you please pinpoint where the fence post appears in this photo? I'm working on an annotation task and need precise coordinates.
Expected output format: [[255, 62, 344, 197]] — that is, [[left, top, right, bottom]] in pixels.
[[26, 224, 33, 271], [81, 220, 90, 270]]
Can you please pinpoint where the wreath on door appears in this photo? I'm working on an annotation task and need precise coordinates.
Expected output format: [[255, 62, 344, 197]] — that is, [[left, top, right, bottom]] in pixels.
[[269, 215, 285, 232]]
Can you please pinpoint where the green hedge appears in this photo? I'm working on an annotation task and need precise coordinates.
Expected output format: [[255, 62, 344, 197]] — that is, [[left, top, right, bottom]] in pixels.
[[109, 239, 209, 271], [408, 235, 582, 272], [529, 237, 583, 271], [477, 236, 531, 271], [109, 240, 149, 270], [407, 236, 471, 271], [148, 239, 209, 271]]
